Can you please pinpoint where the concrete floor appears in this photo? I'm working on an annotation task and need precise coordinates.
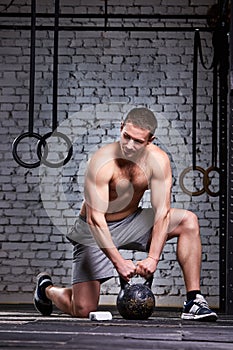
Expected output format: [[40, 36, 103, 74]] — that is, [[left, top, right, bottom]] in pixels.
[[0, 305, 232, 350]]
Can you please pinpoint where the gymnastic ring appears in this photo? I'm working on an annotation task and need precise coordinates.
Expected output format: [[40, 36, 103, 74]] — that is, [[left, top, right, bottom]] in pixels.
[[37, 131, 73, 168], [203, 165, 220, 197], [12, 132, 46, 169], [179, 165, 206, 196]]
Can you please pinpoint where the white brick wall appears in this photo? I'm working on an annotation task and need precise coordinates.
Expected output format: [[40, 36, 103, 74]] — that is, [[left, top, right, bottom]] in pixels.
[[0, 0, 220, 308]]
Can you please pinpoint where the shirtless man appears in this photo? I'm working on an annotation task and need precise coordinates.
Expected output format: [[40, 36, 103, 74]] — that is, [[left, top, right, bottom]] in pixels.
[[34, 107, 217, 321]]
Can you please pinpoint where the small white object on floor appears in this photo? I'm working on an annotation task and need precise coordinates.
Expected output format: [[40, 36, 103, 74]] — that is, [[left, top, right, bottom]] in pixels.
[[89, 311, 113, 321]]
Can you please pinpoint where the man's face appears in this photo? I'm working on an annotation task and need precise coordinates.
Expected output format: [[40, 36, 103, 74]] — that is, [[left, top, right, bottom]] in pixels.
[[120, 122, 154, 159]]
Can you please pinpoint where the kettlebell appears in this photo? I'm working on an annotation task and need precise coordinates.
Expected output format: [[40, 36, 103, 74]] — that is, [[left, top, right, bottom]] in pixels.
[[116, 275, 155, 320]]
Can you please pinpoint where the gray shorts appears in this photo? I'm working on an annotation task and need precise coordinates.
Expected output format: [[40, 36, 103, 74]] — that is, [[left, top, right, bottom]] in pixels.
[[67, 208, 155, 284]]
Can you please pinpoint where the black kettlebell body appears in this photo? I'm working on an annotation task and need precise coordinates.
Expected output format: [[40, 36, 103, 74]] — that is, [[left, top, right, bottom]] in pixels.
[[117, 276, 155, 320]]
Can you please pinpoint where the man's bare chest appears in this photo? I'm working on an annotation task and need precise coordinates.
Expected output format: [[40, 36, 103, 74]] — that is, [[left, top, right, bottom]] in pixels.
[[109, 160, 150, 194]]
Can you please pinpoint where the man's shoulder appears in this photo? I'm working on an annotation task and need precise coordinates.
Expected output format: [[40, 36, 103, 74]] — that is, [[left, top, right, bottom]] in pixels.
[[148, 143, 170, 161], [147, 143, 171, 177], [87, 142, 118, 172], [92, 142, 118, 159]]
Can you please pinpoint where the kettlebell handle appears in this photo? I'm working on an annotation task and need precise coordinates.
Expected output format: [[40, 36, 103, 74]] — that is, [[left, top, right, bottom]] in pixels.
[[144, 274, 153, 289], [119, 275, 153, 290], [119, 276, 129, 290]]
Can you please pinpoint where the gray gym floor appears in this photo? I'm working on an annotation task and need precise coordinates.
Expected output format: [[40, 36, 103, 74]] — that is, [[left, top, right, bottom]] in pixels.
[[0, 305, 232, 350]]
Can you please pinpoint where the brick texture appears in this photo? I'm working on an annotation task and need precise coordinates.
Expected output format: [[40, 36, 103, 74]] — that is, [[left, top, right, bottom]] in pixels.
[[0, 0, 219, 308]]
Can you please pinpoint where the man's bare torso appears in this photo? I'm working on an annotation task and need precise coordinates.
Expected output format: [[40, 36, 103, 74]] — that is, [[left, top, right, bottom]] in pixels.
[[80, 141, 162, 222]]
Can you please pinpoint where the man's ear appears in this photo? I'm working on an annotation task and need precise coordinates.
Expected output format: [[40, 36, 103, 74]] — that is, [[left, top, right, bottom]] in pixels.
[[148, 135, 155, 144]]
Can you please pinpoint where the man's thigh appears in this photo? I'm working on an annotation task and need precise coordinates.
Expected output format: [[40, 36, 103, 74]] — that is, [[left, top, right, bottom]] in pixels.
[[72, 243, 115, 284]]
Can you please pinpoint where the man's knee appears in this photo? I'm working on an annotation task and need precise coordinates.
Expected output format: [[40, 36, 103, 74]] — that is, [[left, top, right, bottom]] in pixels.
[[71, 301, 97, 318], [71, 280, 100, 317], [183, 211, 199, 233]]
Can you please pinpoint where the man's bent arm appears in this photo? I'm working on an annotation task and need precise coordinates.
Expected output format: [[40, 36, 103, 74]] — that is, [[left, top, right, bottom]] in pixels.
[[86, 205, 137, 280], [148, 152, 172, 264], [84, 153, 136, 280], [136, 151, 172, 277]]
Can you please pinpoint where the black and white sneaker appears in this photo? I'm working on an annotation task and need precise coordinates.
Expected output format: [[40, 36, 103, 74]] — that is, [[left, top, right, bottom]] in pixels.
[[181, 294, 218, 321], [34, 272, 53, 316]]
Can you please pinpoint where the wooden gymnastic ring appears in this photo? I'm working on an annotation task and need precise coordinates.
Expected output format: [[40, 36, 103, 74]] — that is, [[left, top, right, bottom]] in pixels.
[[179, 166, 206, 196], [37, 131, 73, 168], [203, 165, 220, 197], [12, 132, 46, 169]]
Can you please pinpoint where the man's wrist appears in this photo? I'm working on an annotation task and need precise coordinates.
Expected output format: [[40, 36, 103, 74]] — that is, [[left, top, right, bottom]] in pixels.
[[147, 255, 158, 263]]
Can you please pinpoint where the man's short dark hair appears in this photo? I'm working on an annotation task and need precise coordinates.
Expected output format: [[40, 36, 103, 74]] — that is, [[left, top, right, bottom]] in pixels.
[[123, 107, 157, 136]]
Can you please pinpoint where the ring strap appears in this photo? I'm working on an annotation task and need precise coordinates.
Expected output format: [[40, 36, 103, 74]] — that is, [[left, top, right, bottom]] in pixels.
[[192, 29, 199, 169], [212, 53, 218, 167], [28, 0, 36, 135], [52, 0, 59, 132]]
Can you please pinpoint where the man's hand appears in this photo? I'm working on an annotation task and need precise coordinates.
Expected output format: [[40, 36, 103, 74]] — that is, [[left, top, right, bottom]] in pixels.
[[135, 257, 158, 279], [116, 259, 137, 282]]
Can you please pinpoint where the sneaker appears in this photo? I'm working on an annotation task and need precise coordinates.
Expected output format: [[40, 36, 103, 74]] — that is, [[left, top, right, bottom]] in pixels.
[[34, 272, 53, 316], [181, 294, 218, 321]]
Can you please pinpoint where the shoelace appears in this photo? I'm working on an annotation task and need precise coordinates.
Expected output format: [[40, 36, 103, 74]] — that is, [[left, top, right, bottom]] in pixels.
[[194, 297, 209, 309]]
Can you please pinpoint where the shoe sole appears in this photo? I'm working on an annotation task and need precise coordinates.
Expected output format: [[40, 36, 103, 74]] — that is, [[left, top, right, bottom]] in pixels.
[[36, 272, 52, 282], [34, 294, 53, 316], [181, 312, 218, 321]]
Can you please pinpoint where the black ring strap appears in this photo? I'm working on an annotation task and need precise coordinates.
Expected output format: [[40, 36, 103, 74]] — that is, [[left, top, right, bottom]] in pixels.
[[12, 0, 44, 168]]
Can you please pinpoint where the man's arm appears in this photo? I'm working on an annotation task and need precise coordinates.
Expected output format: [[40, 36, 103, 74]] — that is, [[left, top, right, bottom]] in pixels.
[[84, 152, 136, 281], [136, 151, 172, 277]]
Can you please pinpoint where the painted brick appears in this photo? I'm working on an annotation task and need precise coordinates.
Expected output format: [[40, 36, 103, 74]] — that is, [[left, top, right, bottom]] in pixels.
[[0, 0, 219, 307]]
